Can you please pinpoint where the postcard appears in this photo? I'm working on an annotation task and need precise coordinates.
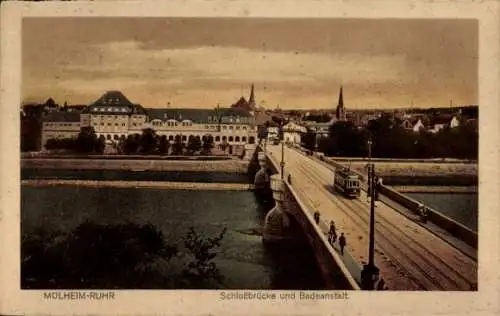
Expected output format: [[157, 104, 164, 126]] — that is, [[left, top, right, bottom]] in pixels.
[[1, 0, 499, 315]]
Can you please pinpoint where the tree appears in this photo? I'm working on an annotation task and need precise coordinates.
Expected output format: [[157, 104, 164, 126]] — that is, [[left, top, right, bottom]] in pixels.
[[139, 128, 159, 154], [324, 121, 366, 157], [21, 221, 178, 289], [75, 126, 99, 153], [123, 134, 140, 154], [158, 135, 170, 155], [186, 136, 202, 154], [201, 135, 214, 155], [172, 135, 185, 155], [301, 128, 317, 151], [180, 226, 227, 289]]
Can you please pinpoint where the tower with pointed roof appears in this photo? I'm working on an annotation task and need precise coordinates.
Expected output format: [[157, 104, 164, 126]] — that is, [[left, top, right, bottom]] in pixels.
[[248, 84, 256, 110], [335, 86, 346, 121]]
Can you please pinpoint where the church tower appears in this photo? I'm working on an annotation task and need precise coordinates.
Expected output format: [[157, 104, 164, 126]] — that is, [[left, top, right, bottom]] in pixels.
[[335, 86, 346, 121], [248, 84, 256, 110]]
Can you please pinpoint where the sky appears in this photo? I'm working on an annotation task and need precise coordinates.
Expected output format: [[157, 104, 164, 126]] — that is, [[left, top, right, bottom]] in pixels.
[[22, 18, 478, 109]]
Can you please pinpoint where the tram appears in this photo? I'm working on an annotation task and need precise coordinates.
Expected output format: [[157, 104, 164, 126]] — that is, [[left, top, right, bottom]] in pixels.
[[333, 167, 361, 198]]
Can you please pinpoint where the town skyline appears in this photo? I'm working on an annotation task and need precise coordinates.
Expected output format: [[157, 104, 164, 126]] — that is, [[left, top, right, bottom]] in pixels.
[[23, 18, 478, 109]]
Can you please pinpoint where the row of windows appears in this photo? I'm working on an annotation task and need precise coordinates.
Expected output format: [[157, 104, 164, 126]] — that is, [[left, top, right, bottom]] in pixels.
[[92, 107, 129, 113], [93, 122, 127, 127], [100, 134, 253, 143], [45, 123, 80, 127], [93, 115, 128, 120]]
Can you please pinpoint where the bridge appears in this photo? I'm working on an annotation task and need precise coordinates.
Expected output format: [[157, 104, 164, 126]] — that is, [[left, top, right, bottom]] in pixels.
[[259, 144, 478, 291]]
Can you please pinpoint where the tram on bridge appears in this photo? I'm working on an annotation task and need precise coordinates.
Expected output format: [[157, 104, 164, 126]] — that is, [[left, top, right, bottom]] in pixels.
[[333, 167, 361, 198]]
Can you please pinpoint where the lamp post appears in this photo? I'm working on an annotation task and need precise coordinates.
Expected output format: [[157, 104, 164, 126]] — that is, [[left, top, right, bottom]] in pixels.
[[279, 122, 285, 179], [362, 138, 379, 290]]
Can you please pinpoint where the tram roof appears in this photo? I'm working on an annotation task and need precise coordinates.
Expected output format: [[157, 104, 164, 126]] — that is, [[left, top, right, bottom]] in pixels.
[[335, 168, 360, 177]]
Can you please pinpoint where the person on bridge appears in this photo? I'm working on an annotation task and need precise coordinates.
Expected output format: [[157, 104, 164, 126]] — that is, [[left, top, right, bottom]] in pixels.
[[328, 221, 337, 244], [313, 211, 320, 224], [287, 173, 292, 184], [418, 203, 429, 223], [339, 233, 346, 255]]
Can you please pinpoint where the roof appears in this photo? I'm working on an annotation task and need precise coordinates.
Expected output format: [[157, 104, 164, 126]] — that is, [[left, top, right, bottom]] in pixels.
[[148, 108, 215, 123], [43, 111, 81, 122], [84, 91, 147, 115], [147, 107, 252, 124]]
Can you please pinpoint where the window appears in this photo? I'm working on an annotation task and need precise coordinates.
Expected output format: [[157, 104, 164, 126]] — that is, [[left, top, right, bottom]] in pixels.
[[100, 123, 104, 126], [222, 126, 227, 130], [108, 123, 111, 126], [235, 136, 240, 142], [122, 123, 126, 126], [242, 126, 247, 130], [229, 126, 233, 130], [236, 126, 240, 130], [106, 135, 111, 140], [215, 136, 220, 142], [229, 136, 234, 142], [242, 136, 247, 142]]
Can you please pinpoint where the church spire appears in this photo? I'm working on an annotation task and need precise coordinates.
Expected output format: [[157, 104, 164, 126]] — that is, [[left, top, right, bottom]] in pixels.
[[336, 86, 346, 121], [248, 84, 255, 109]]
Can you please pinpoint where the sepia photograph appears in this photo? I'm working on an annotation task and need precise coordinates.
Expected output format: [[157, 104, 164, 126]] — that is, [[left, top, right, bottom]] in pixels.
[[1, 0, 499, 315], [20, 16, 479, 292]]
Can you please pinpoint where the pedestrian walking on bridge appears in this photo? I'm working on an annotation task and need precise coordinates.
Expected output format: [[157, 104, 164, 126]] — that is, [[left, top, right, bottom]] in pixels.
[[339, 232, 346, 255], [328, 220, 337, 245]]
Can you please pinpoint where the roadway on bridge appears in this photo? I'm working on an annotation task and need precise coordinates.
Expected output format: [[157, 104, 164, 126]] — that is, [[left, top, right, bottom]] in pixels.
[[266, 144, 477, 291]]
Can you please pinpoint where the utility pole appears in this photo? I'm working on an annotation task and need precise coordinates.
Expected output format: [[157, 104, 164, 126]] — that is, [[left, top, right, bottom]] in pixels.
[[362, 138, 380, 290]]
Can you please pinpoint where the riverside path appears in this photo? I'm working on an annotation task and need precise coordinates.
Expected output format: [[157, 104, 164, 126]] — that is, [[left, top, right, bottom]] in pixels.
[[266, 144, 477, 291]]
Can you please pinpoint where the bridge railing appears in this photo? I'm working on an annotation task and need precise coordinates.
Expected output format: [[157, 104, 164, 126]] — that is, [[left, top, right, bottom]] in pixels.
[[265, 149, 361, 290]]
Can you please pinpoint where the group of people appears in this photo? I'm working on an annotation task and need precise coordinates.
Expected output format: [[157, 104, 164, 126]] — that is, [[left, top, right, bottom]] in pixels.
[[327, 221, 347, 255]]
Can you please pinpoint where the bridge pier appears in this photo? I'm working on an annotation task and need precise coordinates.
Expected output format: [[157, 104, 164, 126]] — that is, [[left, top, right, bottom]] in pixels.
[[262, 175, 295, 244]]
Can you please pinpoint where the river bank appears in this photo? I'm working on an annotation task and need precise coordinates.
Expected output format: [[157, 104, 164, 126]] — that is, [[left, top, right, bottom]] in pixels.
[[22, 158, 249, 173], [22, 179, 253, 191]]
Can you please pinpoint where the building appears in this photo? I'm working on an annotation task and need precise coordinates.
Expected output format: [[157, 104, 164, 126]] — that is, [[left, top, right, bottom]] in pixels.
[[282, 121, 307, 144], [41, 112, 82, 147], [40, 90, 258, 152]]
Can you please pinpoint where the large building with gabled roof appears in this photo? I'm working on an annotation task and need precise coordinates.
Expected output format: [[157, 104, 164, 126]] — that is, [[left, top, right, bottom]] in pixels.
[[41, 90, 258, 152]]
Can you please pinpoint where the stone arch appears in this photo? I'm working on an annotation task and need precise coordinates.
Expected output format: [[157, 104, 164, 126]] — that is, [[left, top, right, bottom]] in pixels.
[[229, 136, 234, 142], [215, 135, 221, 142], [182, 135, 187, 142], [249, 136, 255, 144], [168, 135, 174, 141], [235, 136, 240, 142], [222, 136, 227, 141], [242, 136, 247, 143], [106, 135, 111, 140]]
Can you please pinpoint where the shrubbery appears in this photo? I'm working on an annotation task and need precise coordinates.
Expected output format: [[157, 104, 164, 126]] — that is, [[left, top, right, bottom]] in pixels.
[[22, 221, 227, 289]]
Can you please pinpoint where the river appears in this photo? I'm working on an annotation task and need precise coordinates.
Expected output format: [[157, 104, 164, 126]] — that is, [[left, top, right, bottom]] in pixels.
[[406, 192, 478, 231], [21, 185, 324, 290]]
